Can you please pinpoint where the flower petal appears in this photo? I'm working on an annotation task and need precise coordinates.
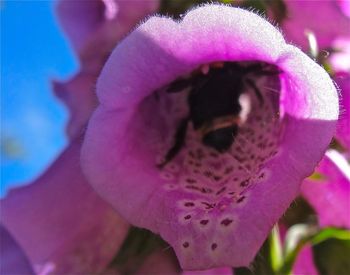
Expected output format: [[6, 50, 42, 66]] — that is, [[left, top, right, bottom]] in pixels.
[[53, 73, 98, 139], [1, 138, 129, 274], [301, 150, 350, 229], [82, 4, 338, 269], [0, 225, 34, 275], [292, 244, 318, 275]]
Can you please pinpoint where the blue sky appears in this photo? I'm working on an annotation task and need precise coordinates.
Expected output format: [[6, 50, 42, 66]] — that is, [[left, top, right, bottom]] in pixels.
[[1, 0, 78, 196]]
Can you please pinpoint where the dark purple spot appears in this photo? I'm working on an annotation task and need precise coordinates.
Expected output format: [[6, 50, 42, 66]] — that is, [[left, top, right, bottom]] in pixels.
[[186, 178, 197, 184], [184, 202, 195, 207], [228, 191, 235, 195], [237, 196, 246, 203], [216, 187, 226, 195], [185, 185, 200, 191], [201, 187, 213, 194], [235, 156, 245, 162], [211, 243, 218, 251], [183, 242, 189, 248], [201, 202, 216, 209], [214, 176, 221, 181], [200, 219, 209, 225], [184, 215, 191, 220], [240, 180, 249, 187], [221, 218, 233, 226]]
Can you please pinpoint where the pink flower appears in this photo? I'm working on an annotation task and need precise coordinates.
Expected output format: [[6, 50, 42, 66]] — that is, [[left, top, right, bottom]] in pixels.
[[81, 4, 339, 269], [0, 138, 129, 274], [301, 150, 350, 229], [292, 244, 318, 275], [54, 0, 159, 139], [330, 38, 350, 73], [281, 0, 350, 51], [56, 0, 160, 68]]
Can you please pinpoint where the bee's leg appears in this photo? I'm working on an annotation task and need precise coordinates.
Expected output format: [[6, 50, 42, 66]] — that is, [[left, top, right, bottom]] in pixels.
[[245, 79, 264, 106], [158, 118, 189, 168]]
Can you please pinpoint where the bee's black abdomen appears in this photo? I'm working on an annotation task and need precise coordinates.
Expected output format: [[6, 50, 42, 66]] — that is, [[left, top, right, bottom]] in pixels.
[[202, 126, 239, 152]]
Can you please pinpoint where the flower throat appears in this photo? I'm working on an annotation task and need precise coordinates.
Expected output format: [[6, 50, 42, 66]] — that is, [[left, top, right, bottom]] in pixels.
[[159, 61, 281, 168]]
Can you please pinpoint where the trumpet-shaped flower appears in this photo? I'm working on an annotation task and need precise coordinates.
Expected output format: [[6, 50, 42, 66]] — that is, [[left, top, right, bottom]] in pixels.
[[81, 4, 338, 269]]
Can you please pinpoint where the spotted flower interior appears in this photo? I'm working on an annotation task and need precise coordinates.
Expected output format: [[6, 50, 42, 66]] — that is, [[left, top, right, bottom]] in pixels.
[[131, 60, 283, 255], [155, 61, 281, 205]]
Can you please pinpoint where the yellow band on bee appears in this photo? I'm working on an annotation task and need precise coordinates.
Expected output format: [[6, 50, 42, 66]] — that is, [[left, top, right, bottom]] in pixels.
[[199, 115, 241, 136]]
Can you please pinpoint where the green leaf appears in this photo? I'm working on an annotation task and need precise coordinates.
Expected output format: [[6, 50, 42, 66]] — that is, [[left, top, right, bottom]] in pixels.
[[269, 225, 283, 272], [311, 228, 350, 245]]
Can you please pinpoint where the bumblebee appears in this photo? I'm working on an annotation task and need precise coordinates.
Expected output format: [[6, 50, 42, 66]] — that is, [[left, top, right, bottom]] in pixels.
[[158, 62, 279, 167]]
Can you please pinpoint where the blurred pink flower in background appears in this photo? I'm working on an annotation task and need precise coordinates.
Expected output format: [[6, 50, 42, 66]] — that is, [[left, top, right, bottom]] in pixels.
[[54, 0, 159, 139], [82, 4, 338, 270], [301, 150, 350, 229], [292, 244, 319, 275], [282, 0, 350, 51]]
